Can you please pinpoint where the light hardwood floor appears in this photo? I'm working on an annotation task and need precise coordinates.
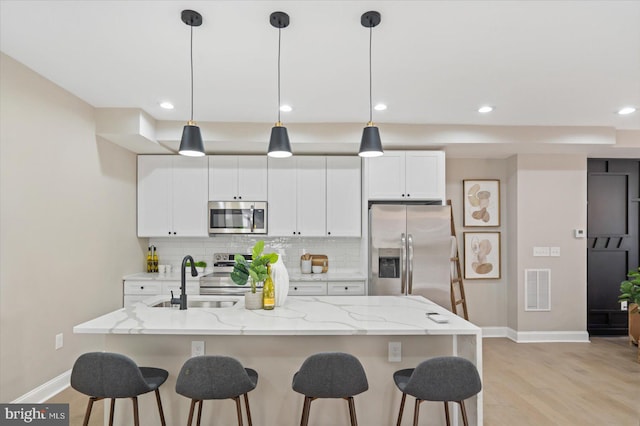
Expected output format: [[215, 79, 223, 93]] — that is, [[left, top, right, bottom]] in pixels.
[[47, 337, 640, 425]]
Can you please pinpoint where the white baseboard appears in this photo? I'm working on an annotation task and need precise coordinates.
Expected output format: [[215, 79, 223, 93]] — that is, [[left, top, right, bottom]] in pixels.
[[11, 369, 71, 403], [481, 326, 509, 338], [507, 329, 590, 343]]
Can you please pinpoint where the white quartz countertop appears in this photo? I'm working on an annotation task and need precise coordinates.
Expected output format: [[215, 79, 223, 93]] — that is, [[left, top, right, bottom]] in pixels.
[[288, 272, 366, 281], [123, 272, 202, 281], [74, 295, 480, 336]]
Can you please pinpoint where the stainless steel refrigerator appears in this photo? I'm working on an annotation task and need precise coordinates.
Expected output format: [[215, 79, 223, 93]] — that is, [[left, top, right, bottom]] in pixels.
[[369, 202, 452, 310]]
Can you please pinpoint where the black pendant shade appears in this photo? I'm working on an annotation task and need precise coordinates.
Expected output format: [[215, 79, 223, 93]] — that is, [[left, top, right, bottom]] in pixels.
[[358, 11, 384, 158], [268, 123, 292, 158], [178, 10, 205, 157], [267, 12, 293, 158], [179, 122, 205, 157], [359, 124, 383, 158]]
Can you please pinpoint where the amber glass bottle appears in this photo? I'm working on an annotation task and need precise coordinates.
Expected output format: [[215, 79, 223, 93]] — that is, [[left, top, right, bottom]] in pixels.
[[263, 264, 275, 310]]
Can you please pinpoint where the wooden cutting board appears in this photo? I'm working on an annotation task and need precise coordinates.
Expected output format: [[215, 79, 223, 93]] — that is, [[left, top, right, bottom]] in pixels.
[[310, 255, 329, 272]]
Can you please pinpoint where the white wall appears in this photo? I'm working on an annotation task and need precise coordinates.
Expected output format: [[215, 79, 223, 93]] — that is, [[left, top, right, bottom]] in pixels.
[[0, 53, 143, 401]]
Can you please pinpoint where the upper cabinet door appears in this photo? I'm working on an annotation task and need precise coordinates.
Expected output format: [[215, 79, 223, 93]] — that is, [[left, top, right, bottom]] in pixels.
[[138, 156, 171, 237], [404, 151, 445, 200], [296, 157, 327, 237], [326, 156, 361, 237], [170, 156, 209, 236], [237, 156, 268, 200], [267, 158, 297, 236], [366, 152, 405, 199], [208, 156, 238, 200]]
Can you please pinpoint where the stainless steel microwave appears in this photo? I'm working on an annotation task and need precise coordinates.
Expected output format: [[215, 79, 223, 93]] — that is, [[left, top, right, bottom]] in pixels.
[[208, 201, 267, 234]]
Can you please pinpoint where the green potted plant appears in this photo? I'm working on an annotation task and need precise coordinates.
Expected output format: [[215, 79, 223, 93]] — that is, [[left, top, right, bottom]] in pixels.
[[185, 260, 207, 274], [231, 241, 278, 309], [619, 267, 640, 357]]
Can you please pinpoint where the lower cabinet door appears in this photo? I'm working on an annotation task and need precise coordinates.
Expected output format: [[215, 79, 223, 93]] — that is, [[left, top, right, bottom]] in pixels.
[[327, 282, 366, 296]]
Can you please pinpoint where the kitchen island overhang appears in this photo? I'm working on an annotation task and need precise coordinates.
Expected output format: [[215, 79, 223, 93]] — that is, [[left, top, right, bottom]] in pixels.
[[74, 296, 482, 425]]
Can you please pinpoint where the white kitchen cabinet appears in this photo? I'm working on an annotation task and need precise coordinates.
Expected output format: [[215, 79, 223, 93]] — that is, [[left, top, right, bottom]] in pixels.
[[327, 281, 366, 296], [208, 156, 267, 201], [366, 151, 445, 201], [288, 281, 328, 296], [268, 157, 326, 236], [326, 156, 361, 237], [137, 155, 208, 237]]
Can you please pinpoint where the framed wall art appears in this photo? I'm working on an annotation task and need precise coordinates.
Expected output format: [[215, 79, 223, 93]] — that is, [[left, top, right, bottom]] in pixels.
[[464, 232, 501, 279], [463, 179, 500, 227]]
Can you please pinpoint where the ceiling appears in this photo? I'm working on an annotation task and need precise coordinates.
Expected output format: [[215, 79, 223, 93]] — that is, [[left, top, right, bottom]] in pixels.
[[1, 1, 639, 156]]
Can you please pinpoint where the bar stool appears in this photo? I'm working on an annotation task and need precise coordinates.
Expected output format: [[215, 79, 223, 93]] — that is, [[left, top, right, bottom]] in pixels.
[[70, 352, 168, 426], [175, 355, 258, 426], [292, 352, 369, 426], [393, 356, 481, 426]]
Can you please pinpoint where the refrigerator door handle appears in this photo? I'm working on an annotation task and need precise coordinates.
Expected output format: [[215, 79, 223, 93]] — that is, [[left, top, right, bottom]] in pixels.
[[408, 234, 414, 294], [401, 233, 407, 295]]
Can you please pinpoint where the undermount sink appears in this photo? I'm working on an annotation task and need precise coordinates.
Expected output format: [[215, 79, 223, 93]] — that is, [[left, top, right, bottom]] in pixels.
[[151, 299, 238, 308]]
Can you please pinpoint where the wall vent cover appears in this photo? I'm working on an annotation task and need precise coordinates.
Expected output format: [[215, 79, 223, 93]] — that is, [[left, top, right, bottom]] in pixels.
[[525, 269, 551, 311]]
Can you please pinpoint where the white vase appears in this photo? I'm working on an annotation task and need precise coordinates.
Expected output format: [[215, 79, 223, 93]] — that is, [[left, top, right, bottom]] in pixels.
[[271, 258, 290, 307], [244, 291, 263, 310]]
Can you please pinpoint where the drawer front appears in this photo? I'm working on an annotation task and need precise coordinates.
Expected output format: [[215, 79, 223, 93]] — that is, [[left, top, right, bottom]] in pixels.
[[288, 282, 327, 296], [124, 281, 162, 295], [163, 281, 199, 295], [327, 282, 366, 296]]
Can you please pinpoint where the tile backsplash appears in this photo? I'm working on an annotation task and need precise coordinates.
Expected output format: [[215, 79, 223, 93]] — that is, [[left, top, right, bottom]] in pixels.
[[147, 236, 363, 273]]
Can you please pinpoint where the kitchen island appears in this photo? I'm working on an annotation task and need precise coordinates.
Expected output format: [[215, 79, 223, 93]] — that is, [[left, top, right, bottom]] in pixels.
[[74, 296, 482, 425]]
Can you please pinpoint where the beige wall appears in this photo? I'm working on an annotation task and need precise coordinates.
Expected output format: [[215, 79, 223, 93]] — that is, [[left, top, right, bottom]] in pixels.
[[446, 159, 509, 327], [513, 154, 587, 332], [0, 53, 143, 401]]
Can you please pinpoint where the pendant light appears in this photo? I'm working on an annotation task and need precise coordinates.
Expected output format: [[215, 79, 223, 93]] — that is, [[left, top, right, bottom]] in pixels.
[[358, 11, 384, 158], [267, 12, 293, 158], [178, 10, 205, 157]]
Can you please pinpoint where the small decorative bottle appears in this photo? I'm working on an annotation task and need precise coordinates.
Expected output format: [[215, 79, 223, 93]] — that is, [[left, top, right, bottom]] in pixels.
[[263, 264, 275, 310], [146, 247, 152, 273], [152, 246, 159, 273]]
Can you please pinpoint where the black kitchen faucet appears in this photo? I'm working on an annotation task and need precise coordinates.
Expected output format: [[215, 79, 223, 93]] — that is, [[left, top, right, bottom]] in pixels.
[[171, 255, 198, 310]]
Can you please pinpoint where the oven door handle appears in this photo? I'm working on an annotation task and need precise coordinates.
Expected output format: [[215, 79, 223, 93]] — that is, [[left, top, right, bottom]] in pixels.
[[250, 204, 255, 232]]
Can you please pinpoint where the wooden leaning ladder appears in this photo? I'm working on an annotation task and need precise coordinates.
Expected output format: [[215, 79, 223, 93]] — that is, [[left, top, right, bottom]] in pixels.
[[447, 200, 469, 320]]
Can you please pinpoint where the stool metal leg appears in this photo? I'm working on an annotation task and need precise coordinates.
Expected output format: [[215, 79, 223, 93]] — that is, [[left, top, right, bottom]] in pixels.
[[412, 399, 422, 426], [346, 396, 358, 426], [244, 393, 253, 426], [234, 396, 244, 426], [131, 397, 140, 426], [396, 393, 407, 426], [459, 401, 469, 426], [187, 399, 197, 426], [444, 401, 451, 426], [82, 397, 100, 426], [108, 398, 115, 426], [154, 389, 167, 426], [196, 400, 203, 426]]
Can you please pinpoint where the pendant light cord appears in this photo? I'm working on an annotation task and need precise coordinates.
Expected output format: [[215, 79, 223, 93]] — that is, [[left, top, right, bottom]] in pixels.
[[277, 27, 282, 123], [368, 26, 373, 124], [190, 25, 194, 122]]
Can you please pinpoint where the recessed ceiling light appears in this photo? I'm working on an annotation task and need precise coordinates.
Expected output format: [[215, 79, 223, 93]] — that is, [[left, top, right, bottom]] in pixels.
[[160, 101, 174, 110], [618, 106, 636, 115], [279, 104, 292, 112], [478, 106, 494, 113], [374, 103, 387, 111]]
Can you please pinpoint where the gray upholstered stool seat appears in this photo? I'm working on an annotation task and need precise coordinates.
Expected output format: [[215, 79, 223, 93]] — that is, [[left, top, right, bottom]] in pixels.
[[393, 356, 481, 426], [176, 355, 258, 426], [70, 352, 168, 426], [292, 352, 369, 426]]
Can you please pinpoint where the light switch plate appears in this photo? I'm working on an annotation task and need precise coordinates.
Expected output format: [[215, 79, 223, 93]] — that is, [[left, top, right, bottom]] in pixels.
[[621, 301, 628, 311], [550, 247, 560, 257], [191, 341, 205, 357], [533, 247, 550, 257], [55, 333, 63, 350]]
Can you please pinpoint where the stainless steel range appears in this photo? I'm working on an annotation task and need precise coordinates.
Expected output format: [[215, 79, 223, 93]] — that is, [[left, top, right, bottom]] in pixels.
[[199, 252, 260, 295]]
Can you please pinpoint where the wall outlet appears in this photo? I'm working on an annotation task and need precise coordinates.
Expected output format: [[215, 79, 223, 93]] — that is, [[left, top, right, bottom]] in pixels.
[[621, 301, 628, 311], [574, 229, 586, 238], [55, 333, 63, 350], [550, 247, 560, 257], [388, 342, 401, 362], [191, 341, 205, 357], [533, 246, 550, 257]]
